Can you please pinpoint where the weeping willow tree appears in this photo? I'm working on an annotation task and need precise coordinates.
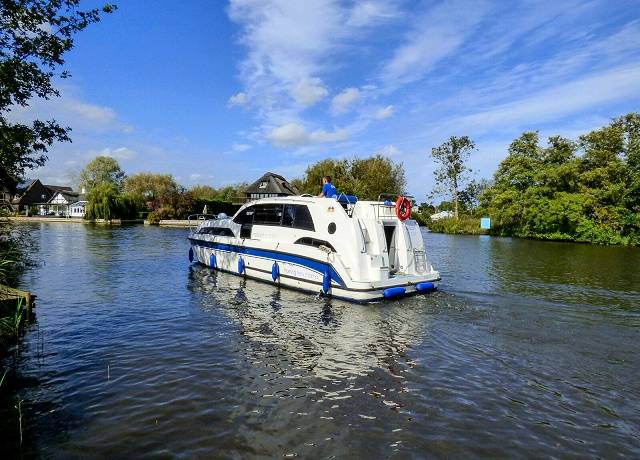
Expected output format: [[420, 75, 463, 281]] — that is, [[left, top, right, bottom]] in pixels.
[[85, 184, 138, 220]]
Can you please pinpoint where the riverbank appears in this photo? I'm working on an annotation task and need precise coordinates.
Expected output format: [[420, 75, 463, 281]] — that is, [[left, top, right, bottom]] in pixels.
[[5, 216, 191, 226]]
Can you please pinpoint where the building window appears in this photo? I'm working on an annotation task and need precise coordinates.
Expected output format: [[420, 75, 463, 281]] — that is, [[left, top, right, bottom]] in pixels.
[[259, 181, 268, 189]]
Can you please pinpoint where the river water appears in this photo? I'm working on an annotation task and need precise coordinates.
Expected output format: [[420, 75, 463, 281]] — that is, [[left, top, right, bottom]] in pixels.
[[2, 223, 639, 458]]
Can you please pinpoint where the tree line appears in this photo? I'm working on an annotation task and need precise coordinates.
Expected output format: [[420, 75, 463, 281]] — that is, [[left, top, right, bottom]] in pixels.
[[78, 156, 246, 221], [428, 113, 640, 245]]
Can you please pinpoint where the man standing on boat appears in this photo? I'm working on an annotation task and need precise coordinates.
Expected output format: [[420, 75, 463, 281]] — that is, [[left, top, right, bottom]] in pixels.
[[319, 176, 337, 198]]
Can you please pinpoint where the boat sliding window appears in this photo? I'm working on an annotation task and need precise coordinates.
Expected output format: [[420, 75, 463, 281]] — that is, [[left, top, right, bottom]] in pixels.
[[282, 204, 315, 231], [253, 204, 283, 226], [294, 237, 335, 252]]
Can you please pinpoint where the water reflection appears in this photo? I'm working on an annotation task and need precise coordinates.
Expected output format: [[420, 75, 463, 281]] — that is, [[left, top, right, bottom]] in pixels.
[[189, 266, 430, 381]]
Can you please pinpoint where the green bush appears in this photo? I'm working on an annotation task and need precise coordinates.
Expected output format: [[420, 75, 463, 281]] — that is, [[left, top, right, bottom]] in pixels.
[[425, 215, 486, 235]]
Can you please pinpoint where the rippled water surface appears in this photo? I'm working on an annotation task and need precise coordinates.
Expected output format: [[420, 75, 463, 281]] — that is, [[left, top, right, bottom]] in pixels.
[[2, 223, 640, 458]]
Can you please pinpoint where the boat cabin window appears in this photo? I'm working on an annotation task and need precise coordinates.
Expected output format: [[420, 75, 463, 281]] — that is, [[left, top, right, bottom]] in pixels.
[[282, 204, 315, 231], [253, 204, 283, 226], [198, 227, 235, 237], [233, 203, 315, 232], [233, 206, 255, 224], [294, 237, 335, 252]]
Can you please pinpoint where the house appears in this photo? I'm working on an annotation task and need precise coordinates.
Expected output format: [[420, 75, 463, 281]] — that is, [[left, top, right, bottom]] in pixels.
[[12, 179, 72, 215], [244, 172, 299, 202], [430, 210, 455, 221], [45, 190, 87, 217]]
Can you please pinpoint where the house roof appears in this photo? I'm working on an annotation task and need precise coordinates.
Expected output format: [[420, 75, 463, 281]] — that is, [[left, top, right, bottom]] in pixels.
[[48, 190, 86, 204], [245, 172, 299, 195]]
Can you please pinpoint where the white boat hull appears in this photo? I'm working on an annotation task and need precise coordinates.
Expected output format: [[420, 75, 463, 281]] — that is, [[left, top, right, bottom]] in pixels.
[[189, 238, 440, 303]]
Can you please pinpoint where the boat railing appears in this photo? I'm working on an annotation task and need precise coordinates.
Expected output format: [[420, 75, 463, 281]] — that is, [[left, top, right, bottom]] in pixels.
[[335, 193, 358, 216], [373, 193, 414, 219], [187, 213, 218, 233]]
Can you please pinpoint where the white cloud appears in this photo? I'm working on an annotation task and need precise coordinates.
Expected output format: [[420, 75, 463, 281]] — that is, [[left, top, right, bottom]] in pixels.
[[346, 1, 400, 27], [290, 77, 328, 106], [375, 144, 401, 157], [65, 101, 116, 125], [97, 147, 136, 161], [267, 122, 348, 147], [310, 127, 349, 143], [374, 105, 394, 119], [457, 64, 640, 130], [228, 92, 248, 107], [9, 90, 128, 133], [189, 173, 202, 181], [268, 123, 309, 146], [232, 143, 251, 152], [331, 87, 360, 115], [382, 0, 488, 86]]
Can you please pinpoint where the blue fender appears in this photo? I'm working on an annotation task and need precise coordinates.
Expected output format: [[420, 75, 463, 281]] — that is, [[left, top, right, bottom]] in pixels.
[[383, 287, 406, 298], [209, 253, 216, 269], [238, 256, 245, 274], [272, 261, 279, 281], [416, 282, 436, 292], [188, 248, 194, 263], [322, 268, 331, 294]]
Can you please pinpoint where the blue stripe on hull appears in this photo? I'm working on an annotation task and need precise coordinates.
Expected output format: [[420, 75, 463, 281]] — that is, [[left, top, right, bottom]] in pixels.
[[189, 238, 346, 287]]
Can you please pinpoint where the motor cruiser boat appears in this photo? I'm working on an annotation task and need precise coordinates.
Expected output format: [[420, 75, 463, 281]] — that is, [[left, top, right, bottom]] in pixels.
[[187, 194, 440, 302]]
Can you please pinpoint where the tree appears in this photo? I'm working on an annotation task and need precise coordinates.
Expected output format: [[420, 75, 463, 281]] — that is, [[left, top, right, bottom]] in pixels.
[[85, 183, 137, 221], [293, 155, 406, 200], [80, 156, 126, 191], [430, 136, 476, 219], [0, 1, 116, 183], [480, 113, 640, 244], [189, 184, 246, 202], [294, 159, 351, 195], [124, 173, 181, 211], [349, 155, 406, 199]]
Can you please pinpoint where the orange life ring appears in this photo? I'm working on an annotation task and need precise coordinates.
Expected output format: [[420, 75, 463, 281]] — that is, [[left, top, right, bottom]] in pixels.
[[395, 196, 411, 221]]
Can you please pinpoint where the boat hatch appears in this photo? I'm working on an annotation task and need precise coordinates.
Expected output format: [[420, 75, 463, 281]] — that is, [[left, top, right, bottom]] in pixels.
[[384, 224, 398, 274]]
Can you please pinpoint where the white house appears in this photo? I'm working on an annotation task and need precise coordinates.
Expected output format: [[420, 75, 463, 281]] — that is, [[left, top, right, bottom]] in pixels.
[[44, 190, 87, 217], [430, 210, 455, 221]]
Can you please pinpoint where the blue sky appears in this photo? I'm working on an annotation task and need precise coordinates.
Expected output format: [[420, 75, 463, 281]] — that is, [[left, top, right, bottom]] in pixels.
[[17, 0, 640, 200]]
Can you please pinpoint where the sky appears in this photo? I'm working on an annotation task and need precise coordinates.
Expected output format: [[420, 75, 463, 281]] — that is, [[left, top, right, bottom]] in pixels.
[[15, 0, 640, 200]]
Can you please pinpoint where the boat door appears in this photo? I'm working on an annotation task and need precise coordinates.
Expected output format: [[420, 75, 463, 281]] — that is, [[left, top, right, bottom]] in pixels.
[[234, 205, 255, 239]]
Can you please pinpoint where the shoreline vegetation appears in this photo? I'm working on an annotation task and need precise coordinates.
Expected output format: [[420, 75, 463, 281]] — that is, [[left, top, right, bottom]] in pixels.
[[425, 113, 640, 246]]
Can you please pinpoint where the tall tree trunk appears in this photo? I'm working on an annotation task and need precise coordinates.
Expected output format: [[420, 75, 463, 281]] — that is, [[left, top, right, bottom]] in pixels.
[[453, 179, 459, 220]]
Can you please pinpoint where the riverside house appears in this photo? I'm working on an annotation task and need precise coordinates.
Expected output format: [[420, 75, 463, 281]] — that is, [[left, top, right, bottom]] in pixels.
[[46, 189, 87, 217], [11, 179, 79, 216], [244, 172, 299, 202]]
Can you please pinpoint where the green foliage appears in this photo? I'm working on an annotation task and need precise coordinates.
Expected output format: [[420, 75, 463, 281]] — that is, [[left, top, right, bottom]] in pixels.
[[85, 183, 138, 221], [481, 113, 640, 245], [189, 183, 246, 203], [123, 172, 181, 211], [424, 216, 486, 235], [430, 136, 476, 219], [0, 1, 116, 181], [294, 155, 406, 199], [80, 156, 126, 191]]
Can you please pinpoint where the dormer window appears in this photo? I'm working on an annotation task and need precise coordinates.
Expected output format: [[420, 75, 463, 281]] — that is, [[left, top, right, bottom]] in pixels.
[[259, 181, 267, 189]]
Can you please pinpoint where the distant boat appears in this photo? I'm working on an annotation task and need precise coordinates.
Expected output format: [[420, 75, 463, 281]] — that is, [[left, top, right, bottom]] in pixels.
[[187, 194, 440, 302]]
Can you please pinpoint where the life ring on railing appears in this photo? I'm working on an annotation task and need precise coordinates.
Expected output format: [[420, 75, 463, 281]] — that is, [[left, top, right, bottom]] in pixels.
[[395, 196, 411, 221]]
